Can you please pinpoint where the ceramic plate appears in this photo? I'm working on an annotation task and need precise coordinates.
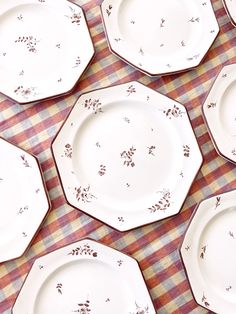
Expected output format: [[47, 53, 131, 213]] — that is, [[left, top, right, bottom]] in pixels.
[[0, 0, 94, 103], [180, 190, 236, 314], [0, 138, 50, 263], [13, 238, 155, 314], [101, 0, 219, 76], [52, 82, 202, 231], [223, 0, 236, 26], [202, 63, 236, 164]]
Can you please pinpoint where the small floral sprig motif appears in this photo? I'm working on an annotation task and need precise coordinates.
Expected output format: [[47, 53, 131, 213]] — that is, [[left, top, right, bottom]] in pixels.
[[163, 104, 184, 119], [202, 294, 210, 308], [229, 231, 235, 239], [15, 36, 39, 53], [73, 56, 81, 68], [148, 189, 171, 213], [160, 18, 165, 28], [183, 145, 190, 157], [98, 164, 106, 176], [200, 245, 207, 259], [226, 285, 232, 292], [185, 245, 190, 251], [147, 145, 156, 156], [120, 146, 136, 167], [118, 216, 124, 223], [21, 155, 30, 167], [17, 14, 23, 21], [56, 283, 63, 294], [106, 4, 112, 16], [207, 102, 216, 109], [73, 300, 91, 313], [74, 185, 96, 203], [83, 98, 103, 114], [187, 54, 200, 61], [17, 206, 29, 215], [232, 148, 236, 156], [66, 7, 81, 25], [38, 0, 45, 2], [117, 260, 123, 266], [123, 117, 130, 123], [181, 40, 186, 47], [14, 86, 37, 99], [188, 17, 200, 22], [215, 196, 221, 209], [68, 244, 97, 257], [62, 143, 72, 158], [127, 85, 136, 96], [139, 48, 144, 56], [130, 302, 149, 314]]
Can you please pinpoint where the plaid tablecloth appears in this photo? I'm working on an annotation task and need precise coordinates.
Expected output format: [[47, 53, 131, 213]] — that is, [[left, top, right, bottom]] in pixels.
[[1, 0, 236, 313]]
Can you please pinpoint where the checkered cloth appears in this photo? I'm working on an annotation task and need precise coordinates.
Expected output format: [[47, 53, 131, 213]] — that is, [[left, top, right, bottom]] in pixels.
[[0, 0, 236, 313]]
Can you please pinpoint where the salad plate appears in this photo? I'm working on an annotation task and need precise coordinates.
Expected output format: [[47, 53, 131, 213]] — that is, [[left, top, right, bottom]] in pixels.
[[180, 189, 236, 314], [101, 0, 219, 76], [223, 0, 236, 26], [52, 81, 202, 231], [0, 138, 50, 263], [13, 238, 155, 314], [202, 63, 236, 164], [0, 0, 94, 104]]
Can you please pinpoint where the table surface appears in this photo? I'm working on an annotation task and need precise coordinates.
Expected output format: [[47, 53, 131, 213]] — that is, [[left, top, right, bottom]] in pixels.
[[1, 0, 236, 313]]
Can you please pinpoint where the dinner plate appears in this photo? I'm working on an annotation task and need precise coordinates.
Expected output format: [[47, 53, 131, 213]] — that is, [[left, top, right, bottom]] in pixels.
[[222, 0, 236, 26], [13, 238, 155, 314], [202, 63, 236, 164], [180, 190, 236, 314], [101, 0, 219, 76], [0, 0, 94, 103], [52, 82, 202, 231], [0, 138, 50, 263]]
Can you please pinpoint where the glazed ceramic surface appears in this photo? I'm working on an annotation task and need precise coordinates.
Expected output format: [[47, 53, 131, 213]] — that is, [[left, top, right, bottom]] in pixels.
[[101, 0, 219, 75], [0, 138, 50, 262], [52, 81, 202, 231], [181, 189, 236, 314], [203, 63, 236, 164], [13, 238, 155, 314], [0, 0, 94, 103]]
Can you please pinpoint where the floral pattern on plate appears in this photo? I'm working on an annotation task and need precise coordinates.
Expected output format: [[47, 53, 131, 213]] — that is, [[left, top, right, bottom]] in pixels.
[[0, 137, 50, 263], [180, 189, 236, 314], [0, 0, 94, 103], [13, 239, 155, 314], [101, 0, 219, 75], [52, 81, 202, 231], [203, 63, 236, 165]]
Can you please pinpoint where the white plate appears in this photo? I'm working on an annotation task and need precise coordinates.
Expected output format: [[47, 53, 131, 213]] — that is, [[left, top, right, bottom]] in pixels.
[[101, 0, 219, 76], [13, 238, 155, 314], [52, 81, 202, 231], [0, 138, 50, 263], [0, 0, 94, 103], [202, 63, 236, 164], [180, 190, 236, 314], [223, 0, 236, 26]]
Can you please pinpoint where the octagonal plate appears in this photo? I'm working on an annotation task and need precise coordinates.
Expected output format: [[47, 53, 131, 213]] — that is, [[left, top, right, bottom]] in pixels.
[[222, 0, 236, 26], [180, 190, 236, 314], [52, 81, 202, 231], [101, 0, 219, 76], [0, 138, 50, 263], [0, 0, 94, 104], [202, 63, 236, 164], [13, 238, 155, 314]]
